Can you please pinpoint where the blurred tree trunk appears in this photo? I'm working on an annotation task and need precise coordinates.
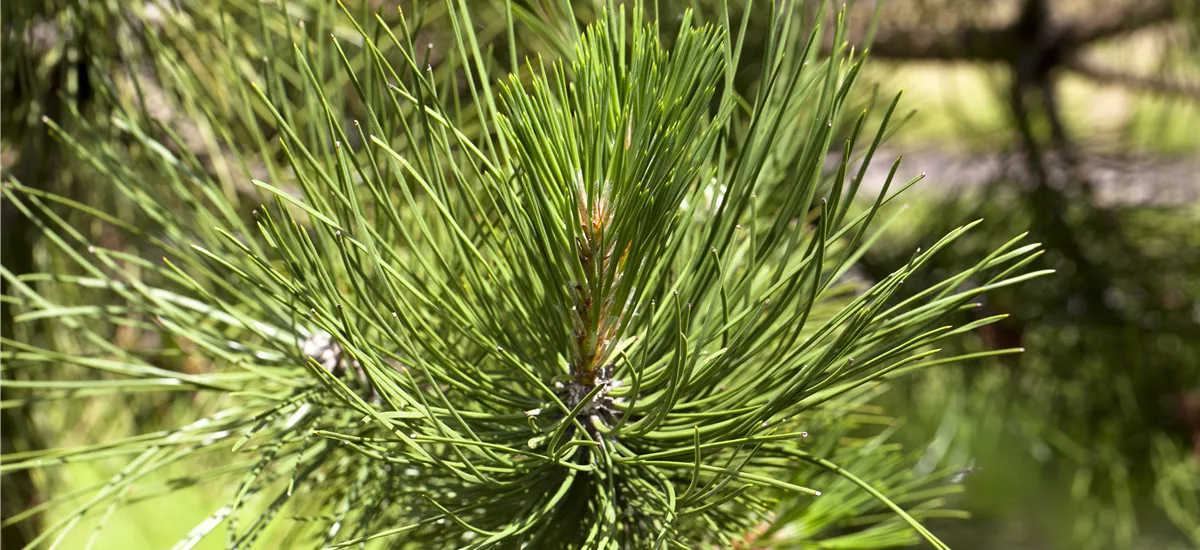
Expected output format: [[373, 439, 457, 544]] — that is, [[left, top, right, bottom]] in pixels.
[[0, 46, 80, 550], [2, 138, 47, 550]]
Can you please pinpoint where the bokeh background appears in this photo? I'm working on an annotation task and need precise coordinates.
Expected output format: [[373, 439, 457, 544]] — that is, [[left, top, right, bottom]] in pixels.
[[3, 0, 1198, 548], [848, 1, 1200, 547]]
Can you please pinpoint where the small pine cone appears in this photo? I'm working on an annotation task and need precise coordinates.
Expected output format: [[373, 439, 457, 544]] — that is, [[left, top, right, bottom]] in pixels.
[[301, 330, 345, 376]]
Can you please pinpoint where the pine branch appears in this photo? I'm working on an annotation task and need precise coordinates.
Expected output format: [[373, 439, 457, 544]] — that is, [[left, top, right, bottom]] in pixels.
[[0, 1, 1050, 548]]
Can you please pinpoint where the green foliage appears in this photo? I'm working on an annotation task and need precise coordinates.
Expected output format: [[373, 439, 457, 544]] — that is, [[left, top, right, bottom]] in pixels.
[[867, 191, 1200, 549], [1, 1, 1044, 548]]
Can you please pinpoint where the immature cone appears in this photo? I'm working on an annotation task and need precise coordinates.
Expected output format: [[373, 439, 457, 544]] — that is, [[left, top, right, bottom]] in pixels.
[[301, 330, 344, 375], [301, 330, 377, 402]]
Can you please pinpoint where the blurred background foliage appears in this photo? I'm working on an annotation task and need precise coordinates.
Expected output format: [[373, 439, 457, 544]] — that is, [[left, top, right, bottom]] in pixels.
[[845, 0, 1200, 548], [2, 0, 1198, 548]]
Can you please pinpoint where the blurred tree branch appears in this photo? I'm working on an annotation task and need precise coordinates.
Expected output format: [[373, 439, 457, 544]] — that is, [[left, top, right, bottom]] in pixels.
[[832, 0, 1194, 328], [1063, 57, 1200, 99], [859, 0, 1176, 63]]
